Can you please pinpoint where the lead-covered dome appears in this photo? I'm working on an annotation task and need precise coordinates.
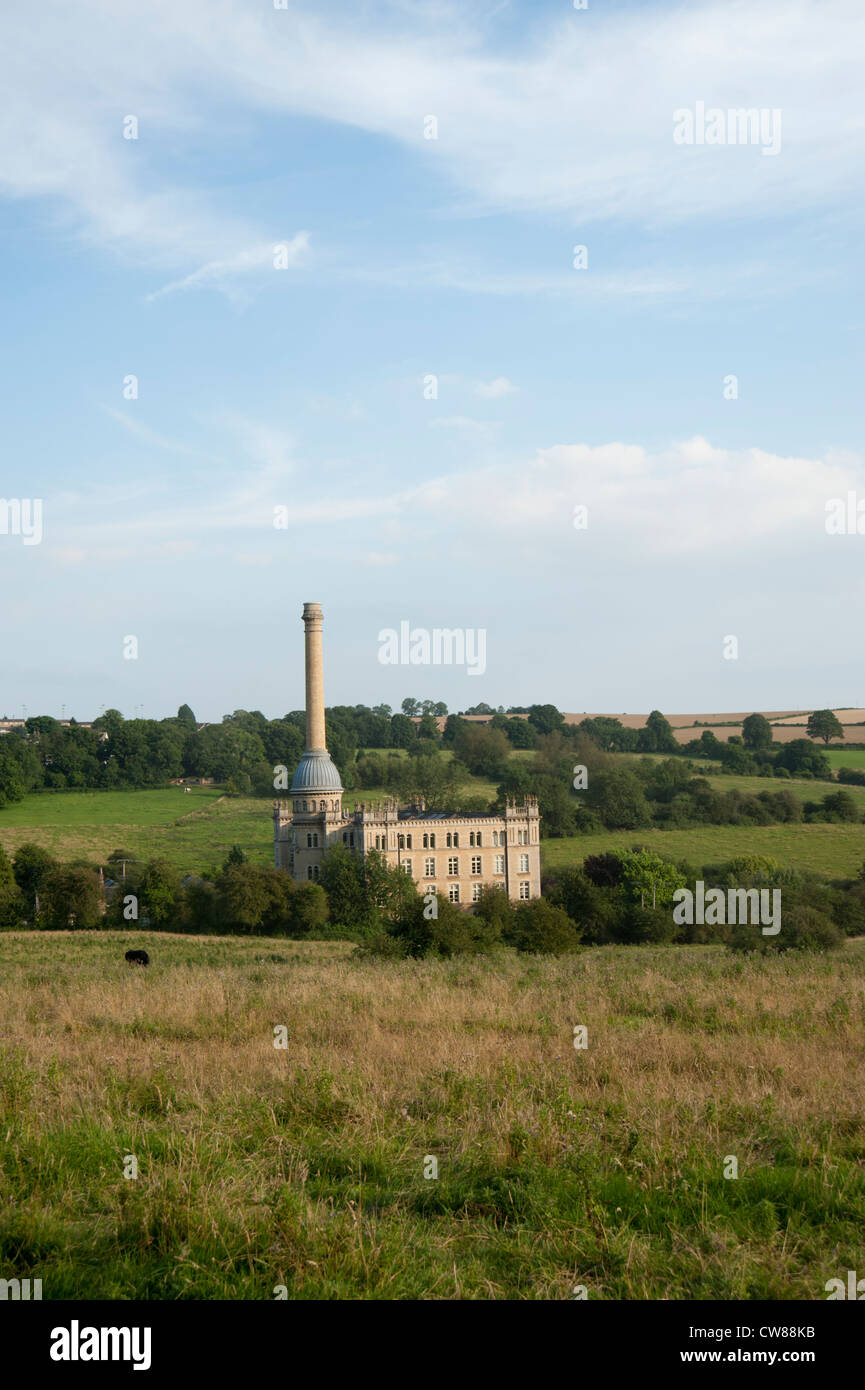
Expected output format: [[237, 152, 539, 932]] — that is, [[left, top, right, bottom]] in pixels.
[[290, 751, 343, 794]]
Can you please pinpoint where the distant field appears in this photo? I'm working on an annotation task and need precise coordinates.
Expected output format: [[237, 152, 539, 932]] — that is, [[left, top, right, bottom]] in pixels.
[[542, 824, 865, 878], [0, 788, 267, 873], [825, 749, 865, 770], [704, 773, 865, 808], [1, 931, 862, 1299]]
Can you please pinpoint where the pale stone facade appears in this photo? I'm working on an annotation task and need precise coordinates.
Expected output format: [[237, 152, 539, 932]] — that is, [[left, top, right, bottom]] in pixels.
[[273, 603, 542, 906]]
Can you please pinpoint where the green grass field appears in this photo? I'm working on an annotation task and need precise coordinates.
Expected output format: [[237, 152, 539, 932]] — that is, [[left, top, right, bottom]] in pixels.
[[542, 824, 865, 879], [824, 748, 865, 770], [1, 930, 862, 1299], [3, 766, 865, 879]]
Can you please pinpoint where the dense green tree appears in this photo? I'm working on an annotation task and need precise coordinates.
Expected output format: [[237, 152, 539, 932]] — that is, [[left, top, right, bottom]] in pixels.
[[742, 713, 774, 750], [512, 898, 581, 953], [616, 849, 687, 909], [390, 714, 416, 750], [12, 843, 56, 908], [453, 724, 510, 778], [806, 710, 845, 745], [527, 704, 564, 736], [40, 866, 104, 928], [139, 859, 182, 928]]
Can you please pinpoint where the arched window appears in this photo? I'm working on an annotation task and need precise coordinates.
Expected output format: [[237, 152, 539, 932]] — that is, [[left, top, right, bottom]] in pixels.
[[476, 832, 482, 847], [307, 834, 313, 848], [307, 866, 313, 880], [446, 833, 452, 848], [423, 834, 429, 849], [406, 835, 412, 850], [320, 800, 325, 812], [453, 833, 459, 848], [430, 834, 436, 849]]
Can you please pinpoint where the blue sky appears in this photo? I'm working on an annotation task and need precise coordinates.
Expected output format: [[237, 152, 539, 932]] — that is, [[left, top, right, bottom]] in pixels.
[[1, 0, 863, 721]]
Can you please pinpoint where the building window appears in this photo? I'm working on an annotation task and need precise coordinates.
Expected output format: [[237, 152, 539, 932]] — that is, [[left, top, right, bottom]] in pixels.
[[349, 833, 354, 848], [424, 858, 435, 877], [476, 831, 482, 847], [472, 883, 482, 902], [519, 881, 530, 900], [491, 830, 498, 847], [307, 833, 313, 848], [495, 855, 505, 875], [342, 832, 347, 844], [398, 834, 405, 849], [446, 833, 452, 848], [448, 884, 460, 903], [314, 865, 320, 881], [307, 866, 313, 880], [469, 832, 475, 847], [448, 857, 458, 876], [320, 800, 325, 812], [453, 832, 459, 847], [423, 834, 429, 849], [429, 834, 436, 849], [406, 834, 412, 850], [403, 859, 412, 875], [471, 857, 481, 875], [519, 854, 529, 873]]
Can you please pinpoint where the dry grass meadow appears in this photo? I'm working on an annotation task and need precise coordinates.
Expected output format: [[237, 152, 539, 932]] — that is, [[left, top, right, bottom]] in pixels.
[[1, 930, 863, 1300]]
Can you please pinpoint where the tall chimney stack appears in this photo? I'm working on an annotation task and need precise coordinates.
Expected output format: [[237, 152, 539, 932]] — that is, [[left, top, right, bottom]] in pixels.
[[302, 602, 326, 752]]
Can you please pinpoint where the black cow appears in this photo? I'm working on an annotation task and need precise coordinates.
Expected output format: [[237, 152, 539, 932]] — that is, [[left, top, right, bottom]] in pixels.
[[125, 949, 150, 966]]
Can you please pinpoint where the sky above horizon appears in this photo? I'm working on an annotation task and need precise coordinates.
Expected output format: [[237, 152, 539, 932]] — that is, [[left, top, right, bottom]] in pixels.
[[1, 0, 863, 722]]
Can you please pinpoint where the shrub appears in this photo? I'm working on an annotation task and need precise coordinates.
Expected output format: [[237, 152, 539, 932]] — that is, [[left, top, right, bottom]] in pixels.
[[512, 899, 581, 954]]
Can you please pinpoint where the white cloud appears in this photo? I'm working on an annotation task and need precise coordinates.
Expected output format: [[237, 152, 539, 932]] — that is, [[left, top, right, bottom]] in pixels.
[[146, 235, 310, 302], [474, 377, 518, 399], [0, 0, 862, 291]]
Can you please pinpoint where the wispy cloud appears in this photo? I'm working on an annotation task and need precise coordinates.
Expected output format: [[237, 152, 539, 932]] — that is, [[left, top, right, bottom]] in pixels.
[[146, 235, 310, 303], [474, 376, 518, 399]]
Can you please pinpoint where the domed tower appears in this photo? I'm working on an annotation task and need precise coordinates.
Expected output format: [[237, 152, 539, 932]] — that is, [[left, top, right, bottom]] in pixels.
[[279, 602, 344, 882]]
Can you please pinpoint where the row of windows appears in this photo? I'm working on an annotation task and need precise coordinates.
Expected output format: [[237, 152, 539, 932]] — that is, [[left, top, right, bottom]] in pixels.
[[404, 855, 531, 877], [295, 799, 340, 813], [432, 881, 532, 903]]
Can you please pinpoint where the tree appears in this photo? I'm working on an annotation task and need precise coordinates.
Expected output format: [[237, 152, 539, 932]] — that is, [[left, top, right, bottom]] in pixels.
[[139, 859, 182, 928], [616, 849, 686, 909], [390, 714, 416, 750], [177, 703, 197, 726], [41, 866, 104, 928], [453, 724, 511, 778], [13, 843, 56, 909], [775, 739, 831, 779], [512, 899, 581, 954], [742, 713, 773, 750], [643, 710, 678, 753], [527, 704, 564, 736], [806, 710, 845, 745], [401, 698, 421, 718], [586, 769, 651, 829]]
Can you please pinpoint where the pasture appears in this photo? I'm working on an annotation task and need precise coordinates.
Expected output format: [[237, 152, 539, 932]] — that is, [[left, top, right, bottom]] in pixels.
[[1, 931, 863, 1299]]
